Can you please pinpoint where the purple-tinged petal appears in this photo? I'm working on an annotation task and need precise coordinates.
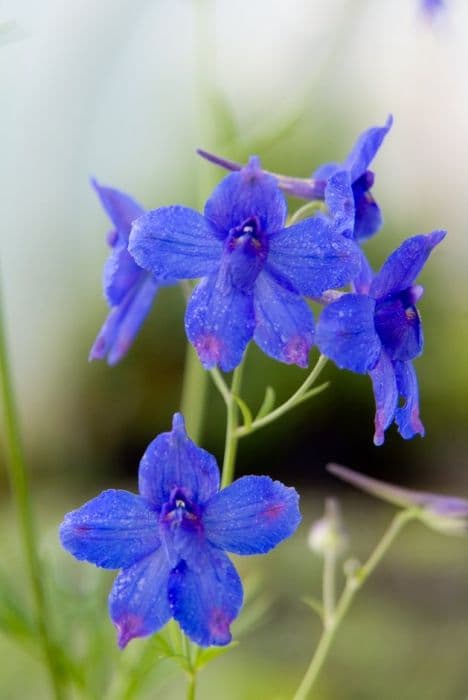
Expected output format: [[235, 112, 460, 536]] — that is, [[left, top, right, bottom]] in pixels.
[[204, 157, 287, 236], [129, 206, 222, 280], [89, 275, 159, 366], [59, 490, 160, 570], [92, 179, 145, 243], [103, 246, 142, 307], [268, 218, 361, 298], [374, 294, 423, 362], [343, 116, 393, 183], [138, 414, 220, 509], [328, 463, 468, 535], [394, 360, 425, 440], [352, 249, 374, 295], [370, 231, 446, 299], [315, 294, 381, 374], [168, 546, 243, 647], [109, 548, 172, 648], [352, 176, 383, 241], [185, 260, 255, 371], [313, 162, 341, 181], [203, 476, 301, 555], [324, 170, 355, 237], [253, 271, 315, 368], [369, 352, 398, 446]]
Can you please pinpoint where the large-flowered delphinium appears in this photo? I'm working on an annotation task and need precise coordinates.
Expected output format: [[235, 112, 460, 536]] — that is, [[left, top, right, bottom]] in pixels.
[[59, 413, 301, 647], [89, 181, 161, 365], [129, 158, 361, 371], [315, 231, 446, 445]]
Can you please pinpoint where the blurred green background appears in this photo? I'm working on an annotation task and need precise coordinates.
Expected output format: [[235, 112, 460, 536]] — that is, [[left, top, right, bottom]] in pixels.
[[1, 0, 468, 698]]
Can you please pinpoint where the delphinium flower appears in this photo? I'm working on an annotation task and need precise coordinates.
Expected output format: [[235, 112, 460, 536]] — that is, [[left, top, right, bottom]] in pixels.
[[315, 231, 446, 445], [421, 0, 445, 21], [312, 116, 392, 243], [89, 180, 162, 365], [197, 116, 392, 243], [129, 158, 361, 371], [60, 413, 301, 647]]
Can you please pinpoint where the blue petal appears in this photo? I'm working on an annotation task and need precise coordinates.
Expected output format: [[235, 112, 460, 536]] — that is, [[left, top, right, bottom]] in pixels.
[[369, 352, 398, 446], [103, 247, 143, 308], [313, 162, 341, 180], [89, 275, 159, 365], [394, 360, 425, 440], [352, 249, 374, 294], [204, 157, 287, 236], [315, 294, 381, 374], [168, 546, 243, 647], [129, 206, 223, 280], [109, 548, 172, 648], [268, 218, 361, 297], [92, 179, 145, 243], [374, 294, 423, 362], [203, 476, 301, 555], [138, 413, 220, 509], [343, 116, 393, 183], [253, 271, 314, 367], [370, 231, 446, 299], [324, 170, 355, 237], [352, 177, 383, 241], [185, 260, 255, 371], [59, 490, 160, 569]]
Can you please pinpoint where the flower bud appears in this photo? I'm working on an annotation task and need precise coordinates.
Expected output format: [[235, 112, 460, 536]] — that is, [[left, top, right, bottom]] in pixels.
[[308, 498, 348, 557]]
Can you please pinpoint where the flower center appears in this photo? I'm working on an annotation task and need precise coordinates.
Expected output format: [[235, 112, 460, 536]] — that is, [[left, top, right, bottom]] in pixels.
[[226, 216, 269, 290], [161, 489, 202, 531], [374, 288, 423, 361]]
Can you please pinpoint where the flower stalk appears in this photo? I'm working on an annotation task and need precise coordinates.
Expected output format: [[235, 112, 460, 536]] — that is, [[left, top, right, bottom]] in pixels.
[[0, 282, 65, 699], [294, 508, 417, 700]]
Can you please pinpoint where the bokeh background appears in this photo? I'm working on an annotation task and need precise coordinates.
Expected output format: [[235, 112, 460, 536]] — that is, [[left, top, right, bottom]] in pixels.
[[1, 0, 468, 698]]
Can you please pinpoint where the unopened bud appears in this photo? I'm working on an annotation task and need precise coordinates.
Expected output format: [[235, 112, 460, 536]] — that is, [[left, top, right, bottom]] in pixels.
[[308, 498, 348, 557]]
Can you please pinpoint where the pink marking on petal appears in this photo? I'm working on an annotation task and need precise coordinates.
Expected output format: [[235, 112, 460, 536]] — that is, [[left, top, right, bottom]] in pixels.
[[262, 502, 286, 521], [411, 407, 425, 436], [116, 613, 144, 649], [194, 334, 223, 366], [284, 336, 309, 368], [209, 608, 231, 643]]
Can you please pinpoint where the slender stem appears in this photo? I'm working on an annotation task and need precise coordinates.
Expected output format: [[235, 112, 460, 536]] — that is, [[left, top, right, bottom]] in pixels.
[[220, 364, 244, 489], [288, 201, 326, 226], [0, 284, 65, 698], [180, 344, 209, 445], [322, 551, 336, 630], [209, 368, 230, 406], [293, 508, 417, 700], [186, 672, 196, 700], [237, 354, 328, 438]]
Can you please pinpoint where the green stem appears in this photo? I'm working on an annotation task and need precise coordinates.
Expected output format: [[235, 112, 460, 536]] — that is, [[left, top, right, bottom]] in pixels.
[[0, 284, 65, 698], [180, 344, 209, 445], [293, 508, 417, 700], [237, 354, 328, 438], [322, 550, 336, 630], [186, 672, 196, 700], [220, 364, 244, 489]]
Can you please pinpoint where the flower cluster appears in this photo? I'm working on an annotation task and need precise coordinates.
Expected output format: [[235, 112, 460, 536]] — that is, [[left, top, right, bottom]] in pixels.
[[88, 117, 444, 444], [60, 414, 300, 647]]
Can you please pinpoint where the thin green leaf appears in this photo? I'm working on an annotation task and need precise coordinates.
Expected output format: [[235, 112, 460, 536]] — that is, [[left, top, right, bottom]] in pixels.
[[296, 382, 330, 406], [302, 596, 324, 620], [255, 386, 276, 420], [195, 642, 238, 671], [232, 393, 253, 431]]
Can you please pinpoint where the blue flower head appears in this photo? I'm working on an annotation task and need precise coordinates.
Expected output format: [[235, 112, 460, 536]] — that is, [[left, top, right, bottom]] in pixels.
[[315, 230, 446, 445], [313, 116, 393, 242], [129, 158, 360, 371], [59, 413, 301, 647], [89, 180, 161, 365]]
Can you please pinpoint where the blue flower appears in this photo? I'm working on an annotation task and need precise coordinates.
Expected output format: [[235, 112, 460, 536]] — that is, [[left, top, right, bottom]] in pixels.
[[313, 117, 393, 242], [315, 231, 446, 445], [59, 413, 301, 648], [89, 180, 161, 365], [129, 158, 360, 371]]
